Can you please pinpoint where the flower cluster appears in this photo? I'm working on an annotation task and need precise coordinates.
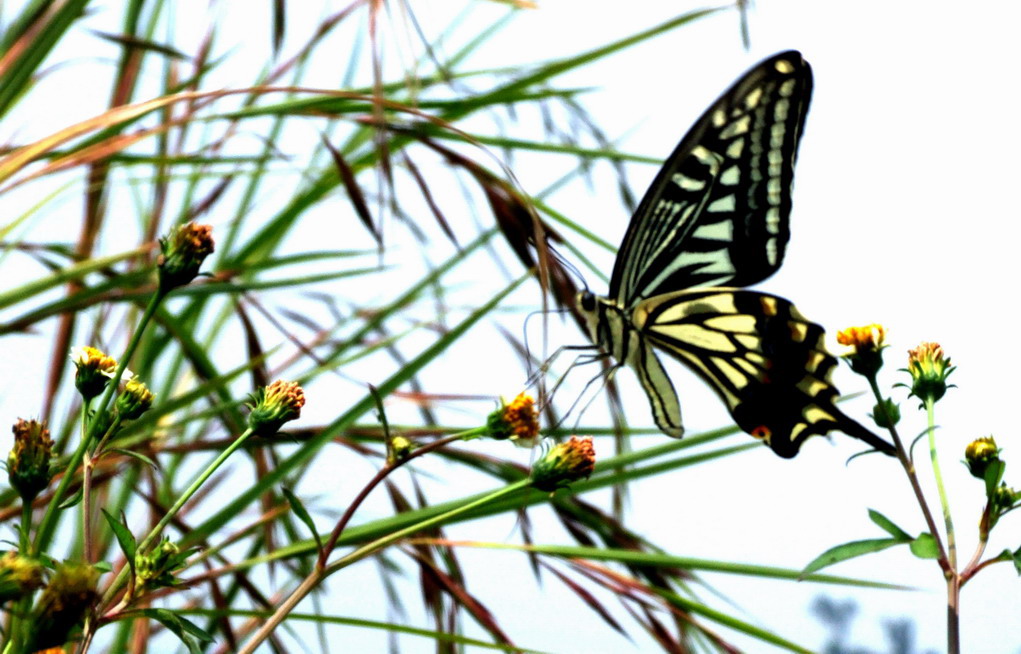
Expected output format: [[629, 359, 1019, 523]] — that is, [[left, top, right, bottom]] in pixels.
[[134, 537, 188, 592]]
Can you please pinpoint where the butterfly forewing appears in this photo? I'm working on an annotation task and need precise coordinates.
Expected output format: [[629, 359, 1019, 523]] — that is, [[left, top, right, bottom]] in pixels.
[[610, 51, 813, 307]]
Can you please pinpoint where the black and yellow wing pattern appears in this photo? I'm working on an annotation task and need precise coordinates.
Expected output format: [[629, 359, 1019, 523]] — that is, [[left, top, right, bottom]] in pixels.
[[576, 51, 894, 458]]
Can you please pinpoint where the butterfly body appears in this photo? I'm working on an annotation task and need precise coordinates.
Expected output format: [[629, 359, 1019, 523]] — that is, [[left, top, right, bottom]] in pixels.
[[575, 51, 894, 458]]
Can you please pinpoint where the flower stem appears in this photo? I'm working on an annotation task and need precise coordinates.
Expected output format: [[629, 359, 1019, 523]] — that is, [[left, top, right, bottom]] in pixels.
[[98, 428, 255, 610], [926, 397, 956, 568], [318, 431, 477, 569], [19, 501, 31, 554], [33, 290, 166, 556], [239, 478, 531, 654], [866, 376, 950, 570], [925, 397, 959, 654]]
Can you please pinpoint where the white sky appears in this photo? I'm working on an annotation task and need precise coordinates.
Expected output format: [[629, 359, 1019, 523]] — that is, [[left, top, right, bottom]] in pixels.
[[2, 1, 1020, 652]]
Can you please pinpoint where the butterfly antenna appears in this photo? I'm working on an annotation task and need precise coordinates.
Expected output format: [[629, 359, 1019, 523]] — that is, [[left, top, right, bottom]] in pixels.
[[549, 246, 589, 295]]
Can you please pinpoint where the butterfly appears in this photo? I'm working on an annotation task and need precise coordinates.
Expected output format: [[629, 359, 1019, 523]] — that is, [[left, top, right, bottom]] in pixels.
[[575, 51, 894, 458]]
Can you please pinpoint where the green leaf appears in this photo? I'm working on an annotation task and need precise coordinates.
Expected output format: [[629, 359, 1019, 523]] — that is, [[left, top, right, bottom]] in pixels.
[[136, 608, 214, 654], [58, 486, 84, 510], [109, 448, 159, 470], [101, 509, 137, 572], [281, 487, 323, 554], [868, 509, 912, 541], [1011, 547, 1021, 576], [909, 532, 940, 559], [801, 538, 905, 577], [985, 459, 1006, 497]]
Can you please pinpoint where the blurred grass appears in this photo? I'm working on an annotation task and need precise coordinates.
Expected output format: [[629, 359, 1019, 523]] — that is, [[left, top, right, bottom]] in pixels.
[[0, 2, 897, 652]]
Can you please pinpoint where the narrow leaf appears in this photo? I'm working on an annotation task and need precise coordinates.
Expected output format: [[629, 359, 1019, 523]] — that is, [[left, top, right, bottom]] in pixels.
[[101, 509, 137, 567], [321, 134, 379, 246], [137, 608, 214, 654], [868, 509, 912, 541], [109, 448, 159, 470], [801, 538, 905, 577], [58, 487, 84, 510], [282, 487, 323, 554], [1010, 546, 1021, 576]]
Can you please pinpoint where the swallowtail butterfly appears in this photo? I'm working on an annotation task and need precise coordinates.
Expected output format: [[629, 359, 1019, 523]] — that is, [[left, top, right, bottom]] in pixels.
[[576, 51, 894, 458]]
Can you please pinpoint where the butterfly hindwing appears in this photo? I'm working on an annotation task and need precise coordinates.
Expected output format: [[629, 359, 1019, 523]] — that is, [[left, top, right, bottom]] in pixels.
[[610, 51, 813, 306], [633, 289, 892, 457]]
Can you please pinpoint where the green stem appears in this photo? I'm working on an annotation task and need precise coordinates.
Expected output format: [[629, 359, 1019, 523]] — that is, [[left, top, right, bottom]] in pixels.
[[926, 397, 955, 568], [865, 376, 950, 570], [238, 478, 531, 654], [8, 503, 33, 651], [19, 502, 31, 553], [926, 397, 959, 654], [98, 428, 255, 609], [33, 290, 166, 555]]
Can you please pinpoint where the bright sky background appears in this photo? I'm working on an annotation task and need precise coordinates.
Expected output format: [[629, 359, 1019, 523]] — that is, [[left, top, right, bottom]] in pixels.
[[2, 1, 1020, 653], [464, 3, 1021, 653]]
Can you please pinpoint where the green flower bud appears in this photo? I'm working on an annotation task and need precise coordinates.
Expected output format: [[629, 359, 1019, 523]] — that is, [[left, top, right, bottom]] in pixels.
[[115, 377, 155, 420], [871, 397, 901, 429], [964, 436, 1000, 480], [135, 537, 184, 591]]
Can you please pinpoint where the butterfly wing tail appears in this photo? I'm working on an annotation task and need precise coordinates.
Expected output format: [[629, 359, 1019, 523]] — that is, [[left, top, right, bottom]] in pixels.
[[631, 342, 684, 438], [837, 415, 897, 457]]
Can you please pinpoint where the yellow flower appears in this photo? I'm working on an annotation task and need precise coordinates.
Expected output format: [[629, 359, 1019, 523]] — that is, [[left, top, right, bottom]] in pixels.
[[836, 324, 886, 350], [836, 323, 886, 377], [906, 342, 955, 404], [486, 393, 539, 444], [69, 345, 129, 400], [530, 436, 596, 491], [247, 380, 305, 437]]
